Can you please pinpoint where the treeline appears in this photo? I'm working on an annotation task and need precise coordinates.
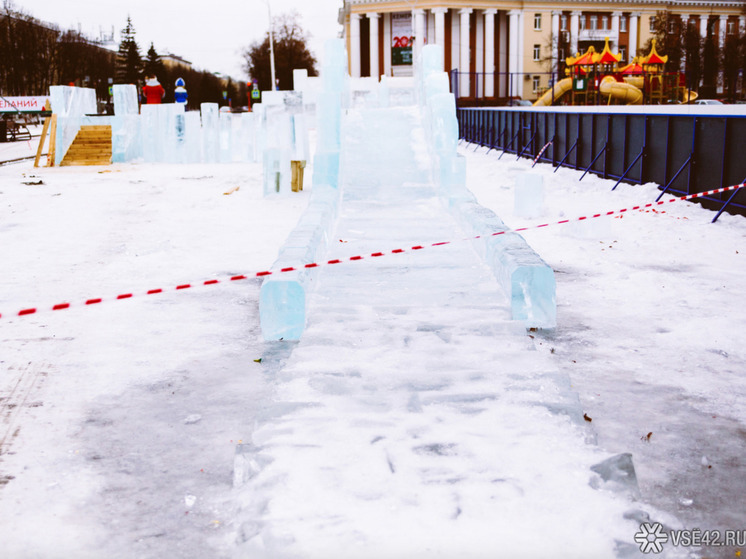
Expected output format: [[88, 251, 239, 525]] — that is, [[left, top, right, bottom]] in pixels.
[[646, 11, 746, 101], [0, 6, 246, 111]]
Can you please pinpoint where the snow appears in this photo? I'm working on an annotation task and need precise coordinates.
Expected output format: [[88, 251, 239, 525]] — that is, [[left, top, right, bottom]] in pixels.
[[1, 107, 745, 559]]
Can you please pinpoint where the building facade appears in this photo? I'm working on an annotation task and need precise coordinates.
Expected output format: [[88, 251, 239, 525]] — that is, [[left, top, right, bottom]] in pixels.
[[340, 0, 746, 101]]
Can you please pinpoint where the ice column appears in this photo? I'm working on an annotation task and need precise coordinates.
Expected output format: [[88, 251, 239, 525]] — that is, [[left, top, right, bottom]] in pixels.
[[312, 38, 347, 189], [419, 44, 556, 328], [259, 185, 341, 340], [201, 103, 219, 163], [111, 84, 142, 163]]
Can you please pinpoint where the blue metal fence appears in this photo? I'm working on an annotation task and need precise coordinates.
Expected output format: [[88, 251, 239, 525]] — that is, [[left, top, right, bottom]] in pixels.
[[457, 107, 746, 218]]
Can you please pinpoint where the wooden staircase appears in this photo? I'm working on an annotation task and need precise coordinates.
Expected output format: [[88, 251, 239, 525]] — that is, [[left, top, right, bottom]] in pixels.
[[60, 125, 112, 166]]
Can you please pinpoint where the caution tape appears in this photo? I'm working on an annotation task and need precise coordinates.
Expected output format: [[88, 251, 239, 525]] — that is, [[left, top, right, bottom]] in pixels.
[[1, 183, 743, 321]]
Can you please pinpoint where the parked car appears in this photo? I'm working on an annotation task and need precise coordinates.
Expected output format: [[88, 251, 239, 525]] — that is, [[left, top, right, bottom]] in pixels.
[[692, 99, 723, 105], [507, 98, 532, 107]]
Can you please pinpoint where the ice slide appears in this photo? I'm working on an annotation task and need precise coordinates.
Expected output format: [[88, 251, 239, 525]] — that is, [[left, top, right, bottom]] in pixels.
[[532, 77, 572, 106], [599, 75, 642, 105]]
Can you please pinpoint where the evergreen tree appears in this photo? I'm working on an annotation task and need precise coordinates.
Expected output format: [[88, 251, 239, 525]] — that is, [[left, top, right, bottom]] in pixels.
[[243, 12, 317, 91], [701, 19, 719, 99], [722, 34, 741, 102], [683, 23, 703, 92], [116, 16, 142, 84], [143, 42, 164, 79]]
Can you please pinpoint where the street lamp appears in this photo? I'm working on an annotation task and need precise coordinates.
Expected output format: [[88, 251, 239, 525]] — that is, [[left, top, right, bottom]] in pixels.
[[263, 0, 277, 90]]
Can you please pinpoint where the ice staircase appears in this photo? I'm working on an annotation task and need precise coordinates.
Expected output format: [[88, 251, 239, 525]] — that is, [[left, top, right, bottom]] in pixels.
[[234, 104, 640, 556], [60, 125, 112, 166]]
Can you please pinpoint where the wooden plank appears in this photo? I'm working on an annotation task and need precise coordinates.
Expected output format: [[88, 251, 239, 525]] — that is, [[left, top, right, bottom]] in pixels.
[[33, 116, 51, 168], [47, 114, 57, 167]]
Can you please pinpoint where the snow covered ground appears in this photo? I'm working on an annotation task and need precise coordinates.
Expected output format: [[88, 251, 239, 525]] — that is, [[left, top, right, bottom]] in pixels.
[[0, 110, 745, 559]]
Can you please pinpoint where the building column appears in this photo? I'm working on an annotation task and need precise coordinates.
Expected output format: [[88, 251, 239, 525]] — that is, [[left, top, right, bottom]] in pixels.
[[718, 15, 727, 49], [570, 11, 581, 56], [700, 15, 708, 39], [629, 13, 640, 59], [680, 15, 689, 70], [484, 9, 497, 97], [414, 9, 426, 65], [367, 13, 380, 80], [433, 8, 448, 70], [459, 8, 472, 97], [350, 13, 361, 78], [508, 9, 520, 97], [611, 12, 621, 51], [383, 13, 392, 77], [551, 10, 561, 74]]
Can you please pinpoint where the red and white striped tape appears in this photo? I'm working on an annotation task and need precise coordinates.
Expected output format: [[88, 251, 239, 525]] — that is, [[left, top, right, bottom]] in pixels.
[[2, 183, 743, 320], [533, 141, 553, 165]]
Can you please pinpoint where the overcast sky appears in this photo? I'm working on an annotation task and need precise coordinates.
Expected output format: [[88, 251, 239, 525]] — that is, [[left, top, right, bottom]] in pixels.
[[17, 0, 344, 81]]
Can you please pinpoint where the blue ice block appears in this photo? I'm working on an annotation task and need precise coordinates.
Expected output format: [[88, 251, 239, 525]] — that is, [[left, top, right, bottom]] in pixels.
[[450, 199, 556, 329], [201, 103, 219, 163], [259, 278, 306, 341], [514, 173, 544, 218], [313, 151, 340, 189], [260, 185, 340, 341], [428, 92, 458, 157], [112, 84, 139, 116]]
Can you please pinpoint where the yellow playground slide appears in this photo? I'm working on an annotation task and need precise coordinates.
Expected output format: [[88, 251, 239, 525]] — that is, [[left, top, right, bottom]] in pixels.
[[533, 77, 573, 106], [599, 75, 642, 105], [680, 88, 698, 103]]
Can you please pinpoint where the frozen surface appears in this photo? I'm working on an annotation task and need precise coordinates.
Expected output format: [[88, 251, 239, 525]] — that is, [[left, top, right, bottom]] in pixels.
[[235, 100, 644, 558], [1, 93, 745, 559]]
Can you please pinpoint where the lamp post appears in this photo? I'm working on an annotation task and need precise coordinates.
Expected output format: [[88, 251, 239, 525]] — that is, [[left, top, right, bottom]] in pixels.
[[265, 1, 277, 90]]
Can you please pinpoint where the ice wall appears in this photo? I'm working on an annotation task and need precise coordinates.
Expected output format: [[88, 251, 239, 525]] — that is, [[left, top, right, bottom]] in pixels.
[[257, 91, 306, 195], [49, 86, 97, 166], [259, 185, 340, 340], [111, 85, 142, 163], [259, 40, 349, 340], [418, 45, 556, 328], [312, 39, 347, 189]]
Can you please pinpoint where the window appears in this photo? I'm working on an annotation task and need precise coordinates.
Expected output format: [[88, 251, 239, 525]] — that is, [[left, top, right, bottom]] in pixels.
[[590, 15, 598, 30], [579, 17, 586, 31], [534, 13, 542, 30], [533, 44, 541, 61], [620, 16, 627, 32], [532, 75, 541, 93], [727, 21, 735, 35], [619, 47, 626, 62], [561, 15, 567, 31], [649, 16, 656, 32], [602, 16, 609, 30]]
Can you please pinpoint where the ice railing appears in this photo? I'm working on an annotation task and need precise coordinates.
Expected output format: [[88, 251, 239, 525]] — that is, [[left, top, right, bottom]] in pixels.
[[416, 44, 557, 329]]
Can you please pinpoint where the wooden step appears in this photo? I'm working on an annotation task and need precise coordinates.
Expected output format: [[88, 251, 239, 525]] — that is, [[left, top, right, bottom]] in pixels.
[[61, 124, 112, 167]]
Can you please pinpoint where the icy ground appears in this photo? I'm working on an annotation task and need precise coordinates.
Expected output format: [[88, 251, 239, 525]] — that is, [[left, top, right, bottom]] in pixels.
[[0, 112, 745, 558]]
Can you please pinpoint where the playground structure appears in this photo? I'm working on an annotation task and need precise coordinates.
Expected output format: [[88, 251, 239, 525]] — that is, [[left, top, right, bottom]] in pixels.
[[534, 39, 698, 107]]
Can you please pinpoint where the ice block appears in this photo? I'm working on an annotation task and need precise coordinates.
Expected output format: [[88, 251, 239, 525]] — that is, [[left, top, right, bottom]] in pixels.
[[260, 185, 340, 340], [514, 173, 544, 218]]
